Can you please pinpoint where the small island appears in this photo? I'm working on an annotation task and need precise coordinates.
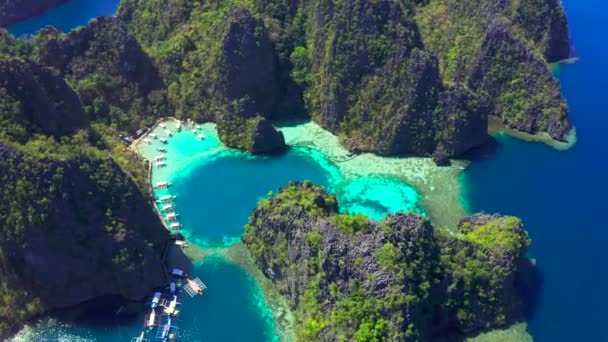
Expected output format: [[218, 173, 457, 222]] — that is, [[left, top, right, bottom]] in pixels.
[[243, 182, 534, 340]]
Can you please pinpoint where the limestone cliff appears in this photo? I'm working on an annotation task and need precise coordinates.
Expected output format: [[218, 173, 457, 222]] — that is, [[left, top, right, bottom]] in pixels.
[[0, 146, 170, 338], [243, 182, 534, 340], [114, 0, 573, 157], [32, 16, 170, 132], [0, 54, 87, 142]]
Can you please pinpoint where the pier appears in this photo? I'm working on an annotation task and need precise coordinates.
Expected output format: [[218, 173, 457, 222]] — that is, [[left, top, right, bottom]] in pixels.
[[131, 267, 206, 342]]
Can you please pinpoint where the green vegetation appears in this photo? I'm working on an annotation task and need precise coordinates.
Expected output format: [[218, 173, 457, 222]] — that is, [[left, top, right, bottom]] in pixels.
[[0, 0, 568, 337], [244, 182, 534, 340], [217, 114, 265, 152]]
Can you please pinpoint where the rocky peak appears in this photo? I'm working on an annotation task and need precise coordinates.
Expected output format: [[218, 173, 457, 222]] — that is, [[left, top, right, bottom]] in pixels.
[[220, 6, 278, 118]]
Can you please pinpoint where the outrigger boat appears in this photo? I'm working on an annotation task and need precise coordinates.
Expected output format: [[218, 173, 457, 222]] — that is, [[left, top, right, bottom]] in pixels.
[[144, 309, 158, 328], [130, 331, 147, 342], [151, 292, 162, 309], [160, 195, 173, 203], [184, 278, 207, 297]]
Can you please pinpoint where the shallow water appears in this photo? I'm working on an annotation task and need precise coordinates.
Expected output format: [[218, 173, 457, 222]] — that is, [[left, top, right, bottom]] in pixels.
[[140, 120, 426, 245]]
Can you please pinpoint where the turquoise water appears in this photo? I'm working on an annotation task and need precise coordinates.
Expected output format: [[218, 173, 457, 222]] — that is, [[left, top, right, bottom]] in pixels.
[[142, 121, 424, 246], [13, 120, 424, 341], [8, 0, 120, 36], [14, 259, 276, 342]]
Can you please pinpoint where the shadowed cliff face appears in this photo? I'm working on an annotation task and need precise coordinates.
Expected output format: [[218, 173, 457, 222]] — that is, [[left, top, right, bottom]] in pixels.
[[0, 0, 68, 27], [220, 6, 279, 119], [0, 146, 170, 338], [0, 54, 87, 142], [243, 182, 534, 340], [470, 19, 570, 140], [32, 16, 170, 131]]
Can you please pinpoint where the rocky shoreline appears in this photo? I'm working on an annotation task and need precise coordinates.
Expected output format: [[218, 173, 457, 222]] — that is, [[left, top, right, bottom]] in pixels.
[[243, 182, 537, 340]]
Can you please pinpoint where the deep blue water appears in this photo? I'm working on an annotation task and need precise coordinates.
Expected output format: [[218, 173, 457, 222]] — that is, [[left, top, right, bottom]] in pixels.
[[463, 0, 608, 340], [8, 0, 120, 36]]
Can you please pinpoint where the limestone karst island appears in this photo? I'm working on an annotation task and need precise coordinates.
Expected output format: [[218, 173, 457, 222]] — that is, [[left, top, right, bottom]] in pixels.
[[2, 0, 607, 341]]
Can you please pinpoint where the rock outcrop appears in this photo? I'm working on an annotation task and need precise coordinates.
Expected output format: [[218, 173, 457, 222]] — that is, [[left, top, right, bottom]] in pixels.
[[0, 0, 68, 27], [469, 19, 571, 140], [217, 114, 286, 155], [243, 182, 533, 340], [219, 6, 279, 118], [250, 118, 286, 154], [32, 16, 170, 132], [0, 147, 170, 338], [0, 54, 87, 142]]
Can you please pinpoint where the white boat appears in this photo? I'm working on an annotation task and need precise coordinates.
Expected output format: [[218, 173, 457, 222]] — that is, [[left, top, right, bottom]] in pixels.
[[145, 309, 157, 327], [154, 155, 166, 161], [160, 195, 173, 203], [160, 124, 166, 129], [131, 331, 146, 342], [158, 147, 167, 152], [191, 129, 197, 134], [163, 204, 173, 212], [165, 130, 173, 137], [197, 134, 205, 140], [156, 181, 169, 189], [174, 240, 188, 247], [149, 133, 157, 139], [151, 292, 162, 308], [160, 138, 168, 144], [156, 161, 167, 167], [170, 222, 181, 230], [167, 213, 177, 221]]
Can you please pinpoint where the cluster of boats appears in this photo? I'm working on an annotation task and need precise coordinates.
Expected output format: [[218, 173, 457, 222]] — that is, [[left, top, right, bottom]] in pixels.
[[131, 269, 207, 342], [142, 120, 207, 149]]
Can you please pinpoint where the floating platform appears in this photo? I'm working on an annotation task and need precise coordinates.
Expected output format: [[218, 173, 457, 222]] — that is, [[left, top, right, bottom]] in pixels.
[[184, 278, 207, 297]]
